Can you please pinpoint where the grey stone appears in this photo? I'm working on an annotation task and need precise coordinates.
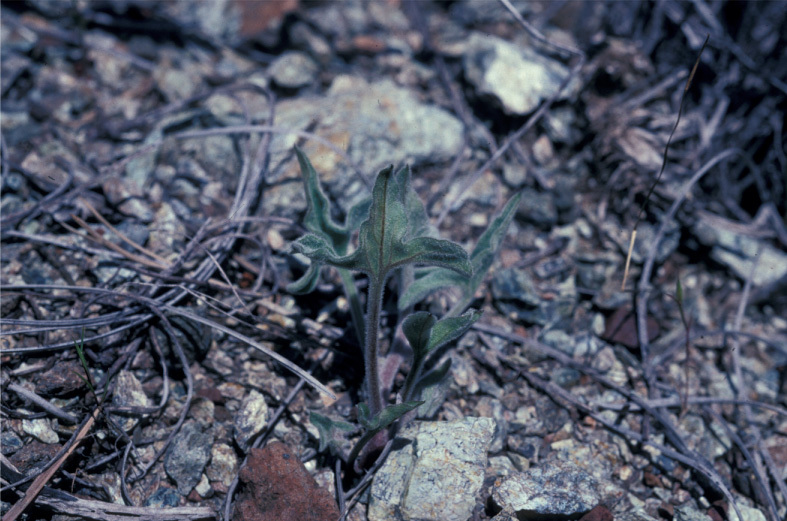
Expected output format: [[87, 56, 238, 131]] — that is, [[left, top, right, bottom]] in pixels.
[[628, 221, 680, 265], [111, 370, 151, 432], [727, 503, 767, 521], [369, 417, 496, 521], [269, 51, 319, 89], [164, 421, 214, 495], [502, 162, 528, 187], [516, 188, 558, 230], [1, 430, 23, 455], [233, 389, 269, 451], [450, 0, 533, 25], [674, 505, 712, 521], [463, 33, 577, 115], [264, 75, 464, 217], [21, 417, 59, 444], [144, 487, 181, 508], [491, 461, 601, 518], [476, 397, 506, 453], [492, 268, 576, 327], [693, 217, 787, 286], [206, 443, 238, 487], [677, 413, 730, 462], [616, 511, 660, 521], [539, 329, 575, 356]]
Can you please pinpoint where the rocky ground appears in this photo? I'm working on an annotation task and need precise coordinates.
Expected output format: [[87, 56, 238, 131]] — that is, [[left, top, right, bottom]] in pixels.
[[1, 1, 785, 521]]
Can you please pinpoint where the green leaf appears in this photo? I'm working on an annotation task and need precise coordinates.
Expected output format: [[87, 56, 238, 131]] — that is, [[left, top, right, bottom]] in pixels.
[[400, 310, 480, 403], [357, 401, 423, 432], [346, 197, 372, 233], [467, 191, 521, 294], [288, 147, 371, 295], [396, 236, 472, 274], [426, 309, 482, 354], [403, 171, 435, 240], [309, 412, 355, 455], [413, 358, 453, 418], [397, 192, 521, 311], [402, 309, 481, 360], [356, 166, 471, 281], [290, 233, 367, 272], [398, 269, 465, 310], [296, 146, 350, 252], [286, 262, 321, 294], [402, 311, 437, 358]]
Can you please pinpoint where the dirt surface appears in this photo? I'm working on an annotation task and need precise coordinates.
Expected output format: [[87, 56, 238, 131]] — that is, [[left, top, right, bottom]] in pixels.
[[1, 1, 785, 521]]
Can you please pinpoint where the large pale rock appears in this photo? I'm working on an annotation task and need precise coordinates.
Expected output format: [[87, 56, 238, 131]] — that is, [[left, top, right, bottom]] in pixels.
[[369, 417, 496, 521]]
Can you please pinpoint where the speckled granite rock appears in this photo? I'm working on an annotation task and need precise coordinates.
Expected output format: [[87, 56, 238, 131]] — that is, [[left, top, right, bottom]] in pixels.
[[369, 416, 496, 521]]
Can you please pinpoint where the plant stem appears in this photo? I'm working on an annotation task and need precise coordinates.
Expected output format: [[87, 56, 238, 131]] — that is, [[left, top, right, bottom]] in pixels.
[[365, 276, 385, 416], [339, 268, 365, 347], [400, 353, 424, 403]]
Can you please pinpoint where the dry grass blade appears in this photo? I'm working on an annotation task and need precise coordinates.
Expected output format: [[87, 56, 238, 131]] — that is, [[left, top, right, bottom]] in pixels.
[[621, 34, 710, 290]]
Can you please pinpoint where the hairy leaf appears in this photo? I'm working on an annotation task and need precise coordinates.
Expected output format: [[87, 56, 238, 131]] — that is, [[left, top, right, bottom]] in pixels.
[[402, 311, 437, 357], [290, 233, 365, 272], [398, 192, 522, 311], [310, 411, 355, 455], [426, 309, 482, 354], [287, 147, 370, 294], [403, 309, 481, 360], [413, 358, 453, 418], [356, 401, 423, 432], [286, 262, 321, 295], [297, 146, 350, 251], [296, 163, 472, 282], [401, 309, 481, 403]]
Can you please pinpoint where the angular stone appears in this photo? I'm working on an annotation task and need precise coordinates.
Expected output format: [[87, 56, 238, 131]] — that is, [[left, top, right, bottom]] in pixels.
[[492, 461, 601, 518], [232, 442, 339, 521], [463, 33, 578, 115], [369, 417, 496, 521], [164, 421, 213, 496], [111, 370, 151, 432], [234, 389, 269, 451]]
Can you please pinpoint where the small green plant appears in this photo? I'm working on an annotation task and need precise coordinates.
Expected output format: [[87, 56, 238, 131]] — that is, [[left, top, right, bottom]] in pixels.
[[72, 327, 107, 405], [288, 147, 518, 465]]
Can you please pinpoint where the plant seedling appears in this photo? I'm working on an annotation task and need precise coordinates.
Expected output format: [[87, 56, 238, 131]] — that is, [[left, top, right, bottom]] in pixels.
[[289, 148, 519, 465]]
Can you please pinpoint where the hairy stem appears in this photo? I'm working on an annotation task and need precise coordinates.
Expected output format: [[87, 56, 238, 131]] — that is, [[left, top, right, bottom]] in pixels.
[[365, 276, 385, 416]]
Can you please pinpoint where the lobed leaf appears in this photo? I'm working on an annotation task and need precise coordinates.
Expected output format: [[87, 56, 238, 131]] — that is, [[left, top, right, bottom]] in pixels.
[[354, 165, 471, 281], [287, 147, 371, 294], [291, 233, 367, 272], [397, 192, 521, 311], [296, 146, 350, 251], [398, 269, 464, 310], [466, 191, 522, 295], [309, 411, 355, 455], [400, 309, 481, 405]]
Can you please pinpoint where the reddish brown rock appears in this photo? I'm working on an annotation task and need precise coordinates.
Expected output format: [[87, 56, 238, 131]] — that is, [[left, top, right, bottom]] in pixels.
[[232, 441, 339, 521], [578, 505, 614, 521]]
